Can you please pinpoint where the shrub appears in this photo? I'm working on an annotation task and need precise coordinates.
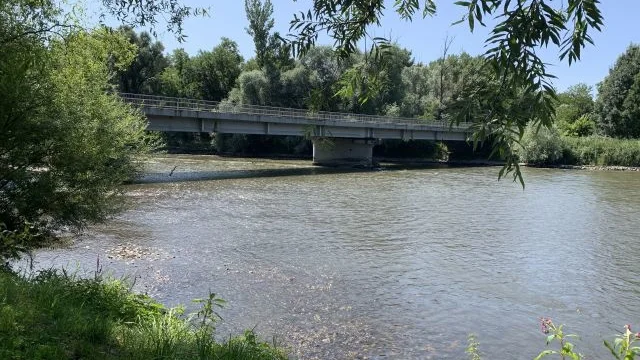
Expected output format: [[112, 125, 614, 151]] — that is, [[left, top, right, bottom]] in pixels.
[[516, 125, 564, 165], [561, 136, 640, 166]]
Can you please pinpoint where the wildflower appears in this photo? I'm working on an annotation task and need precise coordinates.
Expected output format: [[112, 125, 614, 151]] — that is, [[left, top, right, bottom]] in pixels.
[[540, 317, 553, 334], [625, 324, 632, 332], [636, 332, 640, 339]]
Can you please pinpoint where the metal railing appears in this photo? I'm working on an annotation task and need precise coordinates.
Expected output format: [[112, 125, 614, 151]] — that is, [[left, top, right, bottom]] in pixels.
[[120, 93, 471, 130]]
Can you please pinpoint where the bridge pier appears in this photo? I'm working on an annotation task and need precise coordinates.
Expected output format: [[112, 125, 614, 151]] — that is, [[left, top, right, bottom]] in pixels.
[[312, 138, 376, 167]]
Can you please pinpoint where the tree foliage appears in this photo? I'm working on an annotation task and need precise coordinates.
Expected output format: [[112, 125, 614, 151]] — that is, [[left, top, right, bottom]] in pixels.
[[555, 83, 596, 137], [596, 45, 640, 138], [190, 38, 244, 101], [1, 0, 153, 243], [115, 26, 168, 94], [245, 0, 274, 69]]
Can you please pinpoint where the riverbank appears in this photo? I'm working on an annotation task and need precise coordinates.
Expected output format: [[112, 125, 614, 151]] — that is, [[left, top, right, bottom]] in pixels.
[[0, 268, 286, 360], [526, 164, 640, 171]]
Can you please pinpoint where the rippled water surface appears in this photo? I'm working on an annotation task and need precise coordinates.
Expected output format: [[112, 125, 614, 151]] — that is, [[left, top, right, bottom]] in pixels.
[[33, 155, 640, 359]]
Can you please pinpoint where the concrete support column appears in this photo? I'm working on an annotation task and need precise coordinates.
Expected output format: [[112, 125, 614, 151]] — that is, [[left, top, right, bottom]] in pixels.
[[312, 138, 376, 167]]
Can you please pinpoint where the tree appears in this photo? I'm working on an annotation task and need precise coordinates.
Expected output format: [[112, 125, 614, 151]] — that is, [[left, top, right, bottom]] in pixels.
[[228, 70, 270, 105], [287, 0, 603, 185], [1, 0, 153, 258], [245, 0, 274, 69], [190, 38, 244, 101], [300, 45, 352, 111], [279, 64, 312, 108], [596, 45, 640, 138], [158, 49, 201, 98], [115, 27, 168, 94], [555, 83, 596, 137], [334, 44, 413, 115]]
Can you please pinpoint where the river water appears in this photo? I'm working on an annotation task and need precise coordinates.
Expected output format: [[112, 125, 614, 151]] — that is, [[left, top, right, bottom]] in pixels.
[[31, 155, 640, 359]]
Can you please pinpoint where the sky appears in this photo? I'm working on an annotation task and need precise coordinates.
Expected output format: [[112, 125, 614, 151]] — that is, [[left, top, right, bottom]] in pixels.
[[98, 0, 640, 93]]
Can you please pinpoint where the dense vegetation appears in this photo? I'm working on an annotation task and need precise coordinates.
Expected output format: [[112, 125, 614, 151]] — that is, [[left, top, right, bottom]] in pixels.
[[0, 268, 286, 359], [516, 45, 640, 167], [0, 0, 156, 256]]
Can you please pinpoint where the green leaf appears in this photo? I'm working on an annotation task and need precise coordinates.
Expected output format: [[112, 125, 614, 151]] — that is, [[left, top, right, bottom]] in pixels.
[[534, 350, 557, 360]]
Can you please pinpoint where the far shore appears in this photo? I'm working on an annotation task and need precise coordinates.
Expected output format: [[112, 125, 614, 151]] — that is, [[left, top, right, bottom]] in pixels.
[[150, 152, 640, 172]]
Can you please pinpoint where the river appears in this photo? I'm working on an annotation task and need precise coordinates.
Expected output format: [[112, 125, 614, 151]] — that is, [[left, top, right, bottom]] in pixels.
[[31, 155, 640, 359]]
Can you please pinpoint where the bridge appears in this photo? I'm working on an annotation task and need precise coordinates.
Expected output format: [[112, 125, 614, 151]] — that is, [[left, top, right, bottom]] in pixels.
[[122, 93, 473, 167]]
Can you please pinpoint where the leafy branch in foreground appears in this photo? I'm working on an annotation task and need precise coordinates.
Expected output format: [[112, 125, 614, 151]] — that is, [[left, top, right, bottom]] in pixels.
[[99, 0, 209, 41]]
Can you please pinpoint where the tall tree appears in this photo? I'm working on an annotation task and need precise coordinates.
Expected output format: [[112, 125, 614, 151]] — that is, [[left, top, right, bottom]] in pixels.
[[555, 83, 596, 137], [158, 49, 198, 98], [245, 0, 274, 69], [301, 45, 353, 111], [116, 27, 168, 94], [596, 45, 640, 138]]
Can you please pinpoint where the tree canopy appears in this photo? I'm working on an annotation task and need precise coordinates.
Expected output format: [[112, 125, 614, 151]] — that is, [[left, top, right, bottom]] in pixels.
[[1, 0, 154, 258], [596, 45, 640, 138], [555, 83, 596, 137]]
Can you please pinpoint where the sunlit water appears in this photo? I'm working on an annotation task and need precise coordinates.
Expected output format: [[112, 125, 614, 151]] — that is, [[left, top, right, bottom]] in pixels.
[[31, 155, 640, 359]]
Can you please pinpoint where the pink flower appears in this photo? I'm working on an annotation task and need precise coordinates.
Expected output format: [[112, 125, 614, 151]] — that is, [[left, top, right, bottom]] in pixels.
[[540, 317, 552, 334]]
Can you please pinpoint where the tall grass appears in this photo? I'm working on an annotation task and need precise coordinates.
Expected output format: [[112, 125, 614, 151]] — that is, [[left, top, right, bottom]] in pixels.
[[517, 125, 640, 167], [562, 136, 640, 166], [0, 268, 286, 360]]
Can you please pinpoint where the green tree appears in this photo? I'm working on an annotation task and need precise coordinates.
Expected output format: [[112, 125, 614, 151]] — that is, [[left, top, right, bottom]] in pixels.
[[335, 44, 413, 115], [390, 52, 488, 120], [245, 0, 274, 69], [300, 45, 353, 111], [1, 0, 153, 256], [190, 38, 244, 101], [115, 27, 168, 94], [555, 83, 596, 137], [279, 64, 312, 108], [228, 70, 270, 105], [596, 45, 640, 138], [158, 49, 199, 98]]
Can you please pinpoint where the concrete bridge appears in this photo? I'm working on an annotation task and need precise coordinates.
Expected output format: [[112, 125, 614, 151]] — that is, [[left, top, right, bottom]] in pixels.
[[122, 93, 473, 167]]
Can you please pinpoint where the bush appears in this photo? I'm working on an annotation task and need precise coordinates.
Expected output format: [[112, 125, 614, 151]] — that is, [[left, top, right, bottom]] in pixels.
[[516, 125, 564, 165], [1, 10, 156, 257], [561, 136, 640, 166]]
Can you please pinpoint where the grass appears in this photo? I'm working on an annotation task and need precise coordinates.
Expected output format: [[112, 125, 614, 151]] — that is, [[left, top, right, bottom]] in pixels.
[[562, 136, 640, 167], [0, 268, 286, 360], [517, 126, 640, 167]]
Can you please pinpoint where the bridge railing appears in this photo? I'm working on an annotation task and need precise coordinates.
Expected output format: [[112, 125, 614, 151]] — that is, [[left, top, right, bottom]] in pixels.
[[120, 93, 471, 130]]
